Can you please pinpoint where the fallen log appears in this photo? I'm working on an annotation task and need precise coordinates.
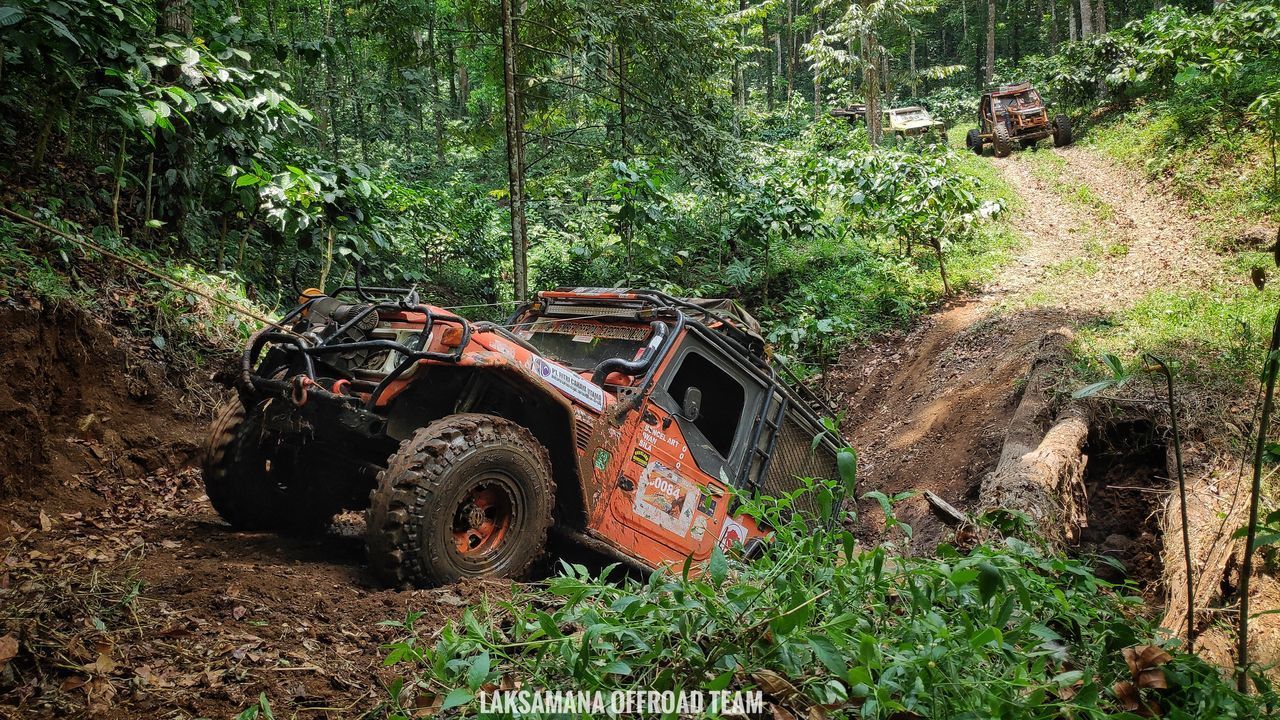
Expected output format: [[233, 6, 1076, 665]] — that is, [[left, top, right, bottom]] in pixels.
[[978, 328, 1090, 545]]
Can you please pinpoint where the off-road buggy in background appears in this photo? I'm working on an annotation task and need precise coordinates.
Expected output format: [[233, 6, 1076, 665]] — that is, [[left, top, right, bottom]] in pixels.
[[966, 82, 1072, 158], [203, 286, 849, 587]]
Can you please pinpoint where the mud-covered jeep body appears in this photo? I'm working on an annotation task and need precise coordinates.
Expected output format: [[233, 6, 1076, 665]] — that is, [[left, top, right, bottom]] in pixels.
[[203, 286, 848, 587], [966, 82, 1072, 157]]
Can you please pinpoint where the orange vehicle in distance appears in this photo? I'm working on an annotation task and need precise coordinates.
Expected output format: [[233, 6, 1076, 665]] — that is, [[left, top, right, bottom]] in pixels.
[[203, 286, 849, 587]]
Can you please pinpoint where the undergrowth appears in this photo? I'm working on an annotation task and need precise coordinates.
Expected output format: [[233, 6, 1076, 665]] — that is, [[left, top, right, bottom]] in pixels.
[[0, 210, 265, 368], [374, 487, 1274, 719]]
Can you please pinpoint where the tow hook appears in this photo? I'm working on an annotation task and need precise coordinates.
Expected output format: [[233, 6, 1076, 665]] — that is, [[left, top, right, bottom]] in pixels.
[[291, 375, 314, 407]]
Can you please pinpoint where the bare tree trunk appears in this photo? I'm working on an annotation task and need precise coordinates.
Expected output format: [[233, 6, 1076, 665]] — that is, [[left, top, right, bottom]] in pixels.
[[985, 0, 996, 84], [862, 8, 883, 146], [111, 133, 126, 235], [1049, 0, 1061, 48], [458, 64, 470, 116], [156, 0, 194, 239], [1094, 0, 1106, 33], [500, 0, 527, 300], [881, 47, 891, 98], [763, 16, 774, 110], [323, 0, 339, 162], [142, 153, 154, 243], [427, 5, 445, 163], [617, 41, 628, 155], [786, 0, 795, 101], [812, 10, 822, 118], [735, 0, 746, 109], [340, 8, 369, 165], [909, 34, 917, 95], [447, 27, 459, 116], [1079, 0, 1093, 38], [1069, 2, 1077, 41], [1012, 0, 1022, 64]]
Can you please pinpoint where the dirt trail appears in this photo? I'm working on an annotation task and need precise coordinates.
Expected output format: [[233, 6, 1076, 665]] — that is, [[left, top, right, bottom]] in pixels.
[[833, 145, 1230, 550], [0, 308, 503, 718]]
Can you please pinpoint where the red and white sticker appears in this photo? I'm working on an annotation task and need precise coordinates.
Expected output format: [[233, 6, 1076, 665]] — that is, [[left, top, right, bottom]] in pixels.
[[718, 519, 748, 550]]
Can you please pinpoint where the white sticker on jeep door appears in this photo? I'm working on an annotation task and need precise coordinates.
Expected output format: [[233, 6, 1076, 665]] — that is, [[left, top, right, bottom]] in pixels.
[[633, 462, 698, 537], [528, 357, 606, 412]]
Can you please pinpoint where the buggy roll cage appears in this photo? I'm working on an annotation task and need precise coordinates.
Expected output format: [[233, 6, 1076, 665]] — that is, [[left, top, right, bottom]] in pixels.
[[239, 284, 473, 411]]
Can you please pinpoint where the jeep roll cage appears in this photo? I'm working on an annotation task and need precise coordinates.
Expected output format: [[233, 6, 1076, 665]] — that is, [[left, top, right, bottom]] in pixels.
[[238, 284, 848, 500]]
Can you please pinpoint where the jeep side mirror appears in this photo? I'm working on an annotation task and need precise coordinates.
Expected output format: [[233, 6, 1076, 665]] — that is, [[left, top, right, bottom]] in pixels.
[[681, 386, 703, 422]]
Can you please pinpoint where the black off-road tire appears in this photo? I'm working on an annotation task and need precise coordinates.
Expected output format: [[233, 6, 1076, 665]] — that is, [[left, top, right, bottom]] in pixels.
[[1052, 114, 1074, 147], [966, 128, 983, 155], [366, 414, 555, 588], [201, 399, 338, 534], [992, 123, 1013, 158]]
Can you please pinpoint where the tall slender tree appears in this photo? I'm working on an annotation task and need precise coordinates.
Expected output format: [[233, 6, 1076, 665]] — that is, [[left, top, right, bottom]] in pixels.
[[500, 0, 527, 300], [985, 0, 996, 84]]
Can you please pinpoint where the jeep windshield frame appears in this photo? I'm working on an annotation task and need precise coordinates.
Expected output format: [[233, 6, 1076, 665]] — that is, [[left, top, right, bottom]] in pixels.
[[516, 317, 655, 373]]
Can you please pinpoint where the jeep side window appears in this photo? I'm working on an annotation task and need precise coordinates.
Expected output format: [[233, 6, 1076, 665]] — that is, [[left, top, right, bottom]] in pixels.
[[655, 337, 763, 483], [666, 351, 744, 457]]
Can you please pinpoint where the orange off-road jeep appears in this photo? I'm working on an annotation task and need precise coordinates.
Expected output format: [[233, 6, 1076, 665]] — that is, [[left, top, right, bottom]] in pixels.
[[203, 286, 849, 587]]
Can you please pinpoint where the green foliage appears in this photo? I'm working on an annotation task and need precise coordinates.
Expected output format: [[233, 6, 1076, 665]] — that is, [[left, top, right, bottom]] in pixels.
[[380, 487, 1273, 719], [235, 693, 275, 720], [903, 86, 977, 125]]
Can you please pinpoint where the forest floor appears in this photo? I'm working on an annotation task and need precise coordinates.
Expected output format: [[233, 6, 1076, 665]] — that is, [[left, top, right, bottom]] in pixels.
[[0, 143, 1268, 719]]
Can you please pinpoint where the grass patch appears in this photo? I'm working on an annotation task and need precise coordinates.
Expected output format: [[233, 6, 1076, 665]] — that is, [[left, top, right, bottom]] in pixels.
[[1072, 276, 1276, 432], [1084, 103, 1279, 243]]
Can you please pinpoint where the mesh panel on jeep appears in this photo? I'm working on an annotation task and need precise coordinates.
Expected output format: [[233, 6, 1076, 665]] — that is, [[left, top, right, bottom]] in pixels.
[[759, 414, 839, 523]]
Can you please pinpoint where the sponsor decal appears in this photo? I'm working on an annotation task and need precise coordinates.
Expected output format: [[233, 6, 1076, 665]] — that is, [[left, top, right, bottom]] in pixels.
[[718, 519, 748, 550], [528, 357, 606, 412], [633, 462, 698, 537], [697, 490, 717, 516], [690, 514, 708, 541], [630, 448, 650, 467], [593, 449, 611, 471]]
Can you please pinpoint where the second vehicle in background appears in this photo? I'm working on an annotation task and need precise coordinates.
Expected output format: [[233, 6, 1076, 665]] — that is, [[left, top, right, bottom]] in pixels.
[[966, 82, 1073, 158]]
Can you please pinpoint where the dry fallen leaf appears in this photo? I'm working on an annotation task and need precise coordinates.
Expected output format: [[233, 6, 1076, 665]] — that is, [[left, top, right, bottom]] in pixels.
[[1138, 668, 1169, 690], [1114, 680, 1141, 712], [84, 652, 117, 675], [0, 633, 18, 668], [769, 706, 797, 720], [1124, 645, 1173, 674], [752, 669, 798, 698]]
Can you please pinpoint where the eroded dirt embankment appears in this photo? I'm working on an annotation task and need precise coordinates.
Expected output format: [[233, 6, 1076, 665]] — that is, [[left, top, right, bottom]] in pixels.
[[0, 306, 498, 719], [831, 144, 1279, 679]]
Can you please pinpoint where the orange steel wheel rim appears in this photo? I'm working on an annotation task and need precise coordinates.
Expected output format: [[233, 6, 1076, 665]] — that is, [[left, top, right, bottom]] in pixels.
[[452, 484, 513, 556]]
